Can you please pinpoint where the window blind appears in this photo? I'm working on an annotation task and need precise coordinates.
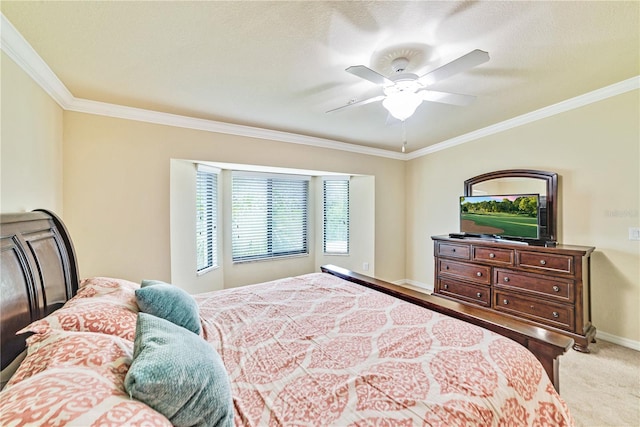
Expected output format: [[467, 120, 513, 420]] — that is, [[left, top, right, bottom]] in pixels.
[[232, 173, 309, 262], [196, 166, 218, 272], [323, 178, 349, 254]]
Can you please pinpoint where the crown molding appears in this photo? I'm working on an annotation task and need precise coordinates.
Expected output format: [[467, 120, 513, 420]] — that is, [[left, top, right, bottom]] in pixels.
[[2, 12, 637, 163], [0, 13, 74, 107], [406, 76, 640, 160], [66, 98, 406, 160]]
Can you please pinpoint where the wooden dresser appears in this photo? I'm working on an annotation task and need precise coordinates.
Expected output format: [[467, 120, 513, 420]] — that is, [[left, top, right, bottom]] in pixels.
[[432, 235, 596, 352]]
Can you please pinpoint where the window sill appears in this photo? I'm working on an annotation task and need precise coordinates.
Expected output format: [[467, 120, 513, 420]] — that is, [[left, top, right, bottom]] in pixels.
[[232, 253, 310, 265], [196, 265, 219, 276]]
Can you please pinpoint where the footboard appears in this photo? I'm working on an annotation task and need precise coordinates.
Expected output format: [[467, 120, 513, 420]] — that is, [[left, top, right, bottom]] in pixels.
[[321, 264, 573, 392]]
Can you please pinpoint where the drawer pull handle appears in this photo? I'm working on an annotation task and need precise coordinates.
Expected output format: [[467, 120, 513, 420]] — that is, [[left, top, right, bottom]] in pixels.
[[540, 260, 547, 265], [452, 248, 456, 252], [503, 299, 509, 305], [503, 277, 510, 282], [552, 311, 559, 318], [552, 285, 560, 292], [443, 284, 449, 290], [476, 292, 482, 298], [489, 253, 495, 258], [476, 272, 482, 277], [445, 266, 450, 270]]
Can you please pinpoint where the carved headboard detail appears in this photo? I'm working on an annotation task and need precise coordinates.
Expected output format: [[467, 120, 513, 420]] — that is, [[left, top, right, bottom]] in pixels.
[[0, 210, 79, 371]]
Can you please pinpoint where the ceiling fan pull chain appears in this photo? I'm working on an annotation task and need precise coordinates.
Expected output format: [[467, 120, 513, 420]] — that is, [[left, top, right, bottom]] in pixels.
[[401, 120, 408, 153]]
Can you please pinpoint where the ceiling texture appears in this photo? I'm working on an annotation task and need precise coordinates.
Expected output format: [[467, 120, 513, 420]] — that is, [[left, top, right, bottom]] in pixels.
[[1, 1, 639, 156]]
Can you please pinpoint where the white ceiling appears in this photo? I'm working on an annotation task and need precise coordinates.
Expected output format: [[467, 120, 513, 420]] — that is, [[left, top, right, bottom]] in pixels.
[[1, 1, 638, 154]]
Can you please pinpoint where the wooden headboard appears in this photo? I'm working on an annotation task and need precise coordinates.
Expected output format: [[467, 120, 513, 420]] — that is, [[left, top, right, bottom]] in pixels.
[[0, 210, 79, 371]]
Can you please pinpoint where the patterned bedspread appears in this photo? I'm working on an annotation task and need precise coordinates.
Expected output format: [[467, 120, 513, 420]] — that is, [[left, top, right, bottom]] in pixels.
[[196, 272, 573, 426]]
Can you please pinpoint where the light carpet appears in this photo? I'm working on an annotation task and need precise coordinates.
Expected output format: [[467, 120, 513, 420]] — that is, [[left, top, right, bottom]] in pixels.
[[560, 339, 640, 426]]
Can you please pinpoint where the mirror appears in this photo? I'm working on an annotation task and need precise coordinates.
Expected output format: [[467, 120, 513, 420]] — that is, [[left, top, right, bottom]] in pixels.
[[464, 169, 558, 243], [469, 177, 547, 197]]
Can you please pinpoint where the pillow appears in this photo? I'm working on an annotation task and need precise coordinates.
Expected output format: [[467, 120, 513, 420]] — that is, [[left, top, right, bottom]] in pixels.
[[0, 368, 171, 426], [80, 276, 140, 294], [141, 279, 166, 288], [124, 313, 233, 427], [2, 326, 170, 426], [135, 281, 201, 335], [7, 330, 133, 387], [18, 278, 139, 341], [75, 277, 139, 307]]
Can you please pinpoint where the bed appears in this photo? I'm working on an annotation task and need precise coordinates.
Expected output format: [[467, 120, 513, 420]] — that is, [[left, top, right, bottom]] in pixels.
[[0, 210, 574, 426]]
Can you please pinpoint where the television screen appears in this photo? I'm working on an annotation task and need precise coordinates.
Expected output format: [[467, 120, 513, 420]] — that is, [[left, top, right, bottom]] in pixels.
[[460, 194, 540, 239]]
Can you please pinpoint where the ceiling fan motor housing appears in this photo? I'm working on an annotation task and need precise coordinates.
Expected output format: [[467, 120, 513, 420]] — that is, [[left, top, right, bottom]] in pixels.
[[386, 56, 423, 95], [391, 57, 410, 73], [384, 73, 423, 96]]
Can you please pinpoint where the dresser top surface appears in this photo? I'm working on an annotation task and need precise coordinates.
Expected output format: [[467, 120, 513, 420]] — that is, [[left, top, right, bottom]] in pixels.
[[432, 235, 595, 255]]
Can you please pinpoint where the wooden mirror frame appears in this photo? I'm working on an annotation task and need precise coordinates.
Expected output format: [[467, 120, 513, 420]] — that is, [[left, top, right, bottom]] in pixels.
[[464, 169, 558, 243]]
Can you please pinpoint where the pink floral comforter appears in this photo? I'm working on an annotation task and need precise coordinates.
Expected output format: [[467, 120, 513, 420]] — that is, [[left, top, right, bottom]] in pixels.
[[196, 272, 574, 426]]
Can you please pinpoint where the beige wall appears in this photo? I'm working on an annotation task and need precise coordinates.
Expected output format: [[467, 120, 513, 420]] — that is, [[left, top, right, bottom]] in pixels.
[[62, 111, 405, 287], [406, 90, 640, 343], [1, 52, 63, 214], [168, 159, 225, 293], [314, 175, 376, 275]]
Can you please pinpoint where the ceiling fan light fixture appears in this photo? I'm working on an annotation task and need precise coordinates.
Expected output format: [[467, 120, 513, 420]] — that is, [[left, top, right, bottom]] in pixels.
[[382, 91, 422, 121]]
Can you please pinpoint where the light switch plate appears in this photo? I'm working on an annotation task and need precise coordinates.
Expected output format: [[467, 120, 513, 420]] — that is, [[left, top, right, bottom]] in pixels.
[[629, 227, 640, 241]]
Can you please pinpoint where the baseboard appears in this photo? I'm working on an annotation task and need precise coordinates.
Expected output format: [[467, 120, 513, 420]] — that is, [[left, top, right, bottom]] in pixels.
[[392, 279, 433, 294], [596, 330, 640, 351]]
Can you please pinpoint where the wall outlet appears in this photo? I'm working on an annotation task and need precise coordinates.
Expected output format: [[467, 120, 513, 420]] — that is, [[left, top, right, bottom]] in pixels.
[[629, 227, 640, 241], [362, 262, 369, 271]]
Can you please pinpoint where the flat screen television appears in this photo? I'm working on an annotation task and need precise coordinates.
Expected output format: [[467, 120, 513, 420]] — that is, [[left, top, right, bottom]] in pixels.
[[460, 194, 540, 240]]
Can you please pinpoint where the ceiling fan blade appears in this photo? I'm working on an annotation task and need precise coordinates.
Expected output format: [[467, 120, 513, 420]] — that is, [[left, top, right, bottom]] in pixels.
[[419, 90, 477, 106], [418, 49, 489, 86], [346, 65, 393, 86], [326, 95, 386, 113]]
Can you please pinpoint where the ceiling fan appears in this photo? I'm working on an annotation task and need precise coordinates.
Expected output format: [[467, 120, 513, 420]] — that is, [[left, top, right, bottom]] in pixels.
[[328, 49, 490, 121]]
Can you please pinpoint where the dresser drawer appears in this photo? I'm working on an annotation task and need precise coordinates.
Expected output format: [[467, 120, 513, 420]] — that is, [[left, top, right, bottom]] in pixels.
[[437, 242, 470, 260], [494, 291, 575, 331], [473, 246, 514, 265], [438, 279, 491, 307], [438, 259, 491, 285], [517, 251, 574, 275], [494, 269, 574, 302], [432, 235, 596, 353]]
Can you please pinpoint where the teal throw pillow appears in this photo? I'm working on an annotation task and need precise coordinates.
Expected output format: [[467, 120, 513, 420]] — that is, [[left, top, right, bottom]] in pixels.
[[124, 313, 234, 427], [141, 279, 167, 288], [135, 281, 201, 335]]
